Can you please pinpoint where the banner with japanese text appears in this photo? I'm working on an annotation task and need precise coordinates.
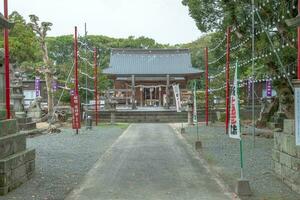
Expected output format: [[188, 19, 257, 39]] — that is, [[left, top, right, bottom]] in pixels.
[[35, 77, 41, 97], [172, 84, 182, 112], [71, 95, 81, 129], [229, 63, 241, 140]]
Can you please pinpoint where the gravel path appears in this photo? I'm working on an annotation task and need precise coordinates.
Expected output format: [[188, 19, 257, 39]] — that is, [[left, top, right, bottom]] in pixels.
[[177, 123, 300, 200], [66, 124, 231, 200], [0, 125, 127, 200]]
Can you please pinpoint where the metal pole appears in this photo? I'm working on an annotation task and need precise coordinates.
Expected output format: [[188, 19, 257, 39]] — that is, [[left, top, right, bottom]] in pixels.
[[251, 0, 256, 146], [74, 26, 79, 134], [84, 23, 88, 129], [225, 27, 231, 134], [4, 0, 10, 119], [298, 0, 300, 80], [205, 47, 209, 126], [94, 47, 98, 126]]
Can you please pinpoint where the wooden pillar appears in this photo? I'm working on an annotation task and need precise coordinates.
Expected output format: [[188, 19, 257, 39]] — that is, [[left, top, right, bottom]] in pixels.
[[131, 75, 136, 109], [166, 75, 170, 108], [159, 87, 162, 107], [150, 87, 153, 106], [126, 83, 128, 107], [140, 87, 143, 107]]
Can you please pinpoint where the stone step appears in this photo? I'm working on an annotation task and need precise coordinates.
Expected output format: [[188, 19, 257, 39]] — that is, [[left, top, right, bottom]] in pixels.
[[0, 149, 35, 173], [0, 133, 26, 160], [0, 119, 18, 137]]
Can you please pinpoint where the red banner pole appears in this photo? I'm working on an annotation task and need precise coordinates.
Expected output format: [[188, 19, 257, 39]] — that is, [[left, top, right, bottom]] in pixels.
[[94, 48, 98, 126], [4, 0, 10, 119], [298, 1, 300, 80], [225, 27, 231, 134], [74, 26, 79, 96], [205, 47, 209, 126], [74, 26, 79, 134]]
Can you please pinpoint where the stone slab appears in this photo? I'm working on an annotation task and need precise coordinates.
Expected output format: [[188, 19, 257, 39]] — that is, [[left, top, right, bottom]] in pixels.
[[0, 119, 18, 137], [274, 132, 297, 156], [0, 149, 35, 173], [0, 172, 34, 195], [18, 122, 37, 131], [283, 119, 295, 135], [0, 159, 35, 187], [273, 160, 282, 176], [236, 179, 252, 196], [0, 133, 26, 159], [281, 164, 300, 185], [195, 141, 202, 150], [16, 117, 32, 124]]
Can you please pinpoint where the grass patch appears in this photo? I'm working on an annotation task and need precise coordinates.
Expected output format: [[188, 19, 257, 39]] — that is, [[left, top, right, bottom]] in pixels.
[[97, 123, 130, 129], [202, 152, 217, 165]]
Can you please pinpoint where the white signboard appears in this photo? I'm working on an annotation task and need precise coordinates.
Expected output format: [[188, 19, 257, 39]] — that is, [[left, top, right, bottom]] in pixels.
[[229, 64, 241, 140], [295, 88, 300, 146], [172, 84, 182, 112]]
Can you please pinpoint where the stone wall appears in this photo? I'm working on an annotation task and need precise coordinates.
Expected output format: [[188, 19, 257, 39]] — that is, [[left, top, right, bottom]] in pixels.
[[272, 119, 300, 194], [0, 119, 35, 195]]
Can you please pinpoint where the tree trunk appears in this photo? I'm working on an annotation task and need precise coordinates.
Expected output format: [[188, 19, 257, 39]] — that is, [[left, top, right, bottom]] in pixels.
[[41, 41, 53, 115], [44, 72, 53, 115], [267, 62, 294, 119]]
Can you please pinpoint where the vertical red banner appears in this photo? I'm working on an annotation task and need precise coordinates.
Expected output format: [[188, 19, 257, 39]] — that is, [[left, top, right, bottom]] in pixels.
[[71, 95, 81, 129], [4, 0, 10, 119], [225, 27, 231, 134]]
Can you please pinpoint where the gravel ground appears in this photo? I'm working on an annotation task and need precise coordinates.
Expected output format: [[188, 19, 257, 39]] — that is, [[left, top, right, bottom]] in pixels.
[[67, 124, 231, 200], [0, 125, 128, 200], [177, 123, 300, 200]]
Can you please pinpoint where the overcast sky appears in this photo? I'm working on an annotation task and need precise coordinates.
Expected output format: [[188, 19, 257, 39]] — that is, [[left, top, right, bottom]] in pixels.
[[8, 0, 202, 45]]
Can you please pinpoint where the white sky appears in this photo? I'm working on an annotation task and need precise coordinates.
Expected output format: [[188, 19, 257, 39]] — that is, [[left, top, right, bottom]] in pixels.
[[8, 0, 202, 45]]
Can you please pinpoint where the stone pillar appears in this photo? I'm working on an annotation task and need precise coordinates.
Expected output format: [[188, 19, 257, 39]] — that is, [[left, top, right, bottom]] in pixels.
[[140, 87, 143, 107], [166, 75, 170, 109], [159, 87, 162, 107], [131, 75, 136, 109]]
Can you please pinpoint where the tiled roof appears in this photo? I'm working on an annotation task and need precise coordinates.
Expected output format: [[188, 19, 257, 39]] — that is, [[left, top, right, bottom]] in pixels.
[[103, 48, 202, 76]]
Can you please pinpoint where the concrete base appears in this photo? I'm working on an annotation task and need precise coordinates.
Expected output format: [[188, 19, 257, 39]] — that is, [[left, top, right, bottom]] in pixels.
[[195, 141, 202, 150], [236, 179, 252, 196], [180, 128, 185, 134]]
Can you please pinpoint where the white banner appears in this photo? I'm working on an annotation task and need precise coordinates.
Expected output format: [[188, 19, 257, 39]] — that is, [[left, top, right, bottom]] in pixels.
[[173, 84, 182, 112], [229, 63, 241, 140], [193, 82, 198, 124], [295, 88, 300, 146]]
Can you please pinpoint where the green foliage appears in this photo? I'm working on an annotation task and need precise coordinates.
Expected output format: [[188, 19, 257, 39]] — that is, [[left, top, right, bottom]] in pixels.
[[0, 11, 41, 65], [182, 0, 298, 112]]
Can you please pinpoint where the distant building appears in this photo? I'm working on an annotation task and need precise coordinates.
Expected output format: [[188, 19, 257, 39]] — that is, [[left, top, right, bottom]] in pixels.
[[103, 48, 202, 108]]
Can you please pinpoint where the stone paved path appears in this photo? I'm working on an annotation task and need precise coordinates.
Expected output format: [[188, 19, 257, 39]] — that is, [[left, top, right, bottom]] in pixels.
[[66, 124, 231, 200]]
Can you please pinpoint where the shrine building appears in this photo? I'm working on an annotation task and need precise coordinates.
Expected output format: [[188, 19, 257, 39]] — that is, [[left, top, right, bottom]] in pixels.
[[103, 48, 202, 109]]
